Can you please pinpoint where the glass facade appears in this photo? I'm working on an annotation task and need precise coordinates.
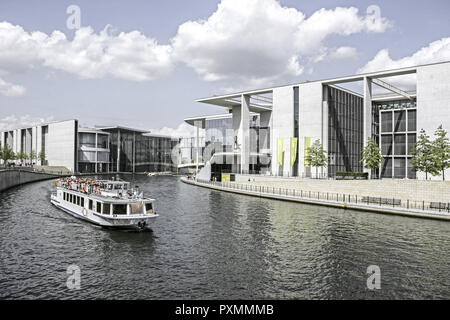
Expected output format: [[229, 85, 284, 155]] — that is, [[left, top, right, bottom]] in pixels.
[[377, 100, 417, 179], [206, 114, 270, 177], [205, 117, 233, 151], [105, 128, 179, 173], [327, 86, 364, 177]]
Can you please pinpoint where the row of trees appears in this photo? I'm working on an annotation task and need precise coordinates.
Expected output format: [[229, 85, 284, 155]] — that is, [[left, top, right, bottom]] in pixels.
[[306, 124, 450, 180], [0, 145, 46, 166]]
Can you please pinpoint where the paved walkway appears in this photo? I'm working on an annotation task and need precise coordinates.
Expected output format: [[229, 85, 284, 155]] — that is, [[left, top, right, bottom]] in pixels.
[[181, 177, 450, 222]]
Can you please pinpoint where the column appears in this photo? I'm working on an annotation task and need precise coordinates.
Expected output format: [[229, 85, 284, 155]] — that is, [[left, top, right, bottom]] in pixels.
[[95, 133, 98, 173], [240, 94, 250, 174], [117, 129, 121, 172], [132, 132, 136, 173], [363, 76, 372, 177]]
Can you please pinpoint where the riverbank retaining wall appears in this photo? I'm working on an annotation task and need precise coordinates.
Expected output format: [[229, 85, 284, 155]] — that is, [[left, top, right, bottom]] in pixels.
[[236, 175, 450, 203], [0, 169, 61, 192]]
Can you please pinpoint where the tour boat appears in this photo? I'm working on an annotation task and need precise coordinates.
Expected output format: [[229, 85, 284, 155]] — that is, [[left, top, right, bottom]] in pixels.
[[50, 176, 158, 230]]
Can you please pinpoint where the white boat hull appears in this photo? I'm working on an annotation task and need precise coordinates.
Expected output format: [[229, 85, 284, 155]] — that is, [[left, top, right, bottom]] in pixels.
[[50, 194, 158, 230]]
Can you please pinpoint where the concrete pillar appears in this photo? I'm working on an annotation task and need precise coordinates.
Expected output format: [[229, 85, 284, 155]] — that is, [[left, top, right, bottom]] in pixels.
[[240, 95, 250, 174], [132, 132, 136, 173], [117, 129, 121, 172], [95, 133, 98, 173], [363, 76, 372, 177]]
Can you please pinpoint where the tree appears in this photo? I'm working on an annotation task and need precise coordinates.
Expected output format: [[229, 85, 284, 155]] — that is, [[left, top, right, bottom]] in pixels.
[[29, 150, 37, 165], [410, 129, 438, 180], [432, 125, 450, 181], [16, 151, 28, 164], [39, 150, 46, 165], [0, 145, 16, 166], [305, 139, 327, 178], [361, 138, 383, 178]]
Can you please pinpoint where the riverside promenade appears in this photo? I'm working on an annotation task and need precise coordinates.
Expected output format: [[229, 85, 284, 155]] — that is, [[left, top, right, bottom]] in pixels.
[[181, 177, 450, 221]]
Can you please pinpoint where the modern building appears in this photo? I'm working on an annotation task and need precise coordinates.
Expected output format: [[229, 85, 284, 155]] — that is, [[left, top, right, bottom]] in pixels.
[[1, 121, 180, 174], [185, 61, 450, 180], [0, 119, 79, 171]]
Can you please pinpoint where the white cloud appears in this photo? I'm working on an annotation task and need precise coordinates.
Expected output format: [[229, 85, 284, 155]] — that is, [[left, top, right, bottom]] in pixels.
[[328, 46, 358, 60], [172, 0, 390, 86], [359, 37, 450, 73], [0, 1, 392, 94], [149, 122, 204, 138], [0, 21, 173, 91], [0, 114, 54, 131], [0, 78, 26, 97]]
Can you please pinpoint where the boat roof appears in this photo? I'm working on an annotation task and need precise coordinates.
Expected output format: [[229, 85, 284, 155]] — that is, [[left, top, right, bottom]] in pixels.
[[58, 187, 155, 203]]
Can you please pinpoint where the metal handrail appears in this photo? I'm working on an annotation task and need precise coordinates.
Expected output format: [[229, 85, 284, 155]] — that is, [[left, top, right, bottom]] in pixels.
[[194, 178, 450, 215]]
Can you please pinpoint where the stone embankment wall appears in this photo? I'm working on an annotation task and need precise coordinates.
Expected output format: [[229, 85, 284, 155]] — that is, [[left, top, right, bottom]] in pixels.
[[236, 175, 450, 203], [0, 169, 61, 192]]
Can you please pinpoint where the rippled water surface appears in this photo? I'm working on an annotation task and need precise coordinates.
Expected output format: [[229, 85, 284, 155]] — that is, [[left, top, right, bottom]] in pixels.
[[1, 175, 450, 299]]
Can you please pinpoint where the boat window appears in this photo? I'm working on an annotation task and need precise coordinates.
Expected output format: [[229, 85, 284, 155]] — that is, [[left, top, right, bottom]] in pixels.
[[89, 199, 93, 210], [102, 203, 111, 215], [77, 196, 80, 206], [81, 197, 85, 208], [145, 203, 153, 214], [96, 202, 101, 213], [113, 204, 127, 215], [70, 194, 73, 203], [63, 192, 66, 201], [130, 203, 144, 214]]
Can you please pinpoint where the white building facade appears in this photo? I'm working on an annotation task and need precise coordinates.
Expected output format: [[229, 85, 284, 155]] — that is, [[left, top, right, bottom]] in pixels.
[[186, 61, 450, 180], [0, 119, 78, 172]]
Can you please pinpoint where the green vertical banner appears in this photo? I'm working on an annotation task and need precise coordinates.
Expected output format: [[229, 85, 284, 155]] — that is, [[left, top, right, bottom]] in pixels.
[[278, 138, 284, 167], [304, 137, 311, 166], [290, 137, 298, 167]]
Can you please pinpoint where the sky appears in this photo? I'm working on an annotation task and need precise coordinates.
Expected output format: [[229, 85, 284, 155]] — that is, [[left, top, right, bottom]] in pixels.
[[0, 0, 449, 136]]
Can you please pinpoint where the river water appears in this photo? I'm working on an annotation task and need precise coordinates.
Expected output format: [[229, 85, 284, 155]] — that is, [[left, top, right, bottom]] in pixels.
[[0, 175, 449, 299]]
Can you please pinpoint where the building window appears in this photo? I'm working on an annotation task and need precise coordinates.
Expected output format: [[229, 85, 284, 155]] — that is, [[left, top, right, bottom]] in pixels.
[[381, 135, 392, 155], [394, 134, 406, 155], [408, 109, 416, 132], [381, 158, 392, 178], [394, 158, 406, 178], [394, 110, 406, 132], [381, 112, 392, 133], [407, 134, 416, 154]]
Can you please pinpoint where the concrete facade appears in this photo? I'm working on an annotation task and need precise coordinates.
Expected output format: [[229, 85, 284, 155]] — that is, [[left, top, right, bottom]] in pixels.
[[416, 62, 450, 180], [272, 86, 295, 176], [1, 119, 78, 172]]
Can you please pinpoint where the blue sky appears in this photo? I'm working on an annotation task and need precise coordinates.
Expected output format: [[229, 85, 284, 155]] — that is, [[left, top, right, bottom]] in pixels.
[[0, 0, 449, 135]]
